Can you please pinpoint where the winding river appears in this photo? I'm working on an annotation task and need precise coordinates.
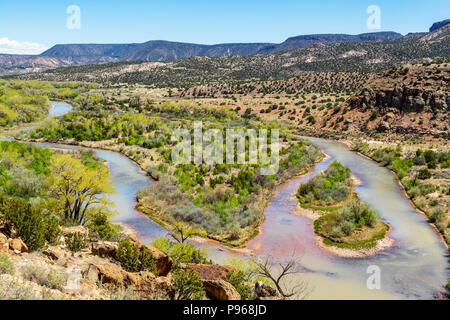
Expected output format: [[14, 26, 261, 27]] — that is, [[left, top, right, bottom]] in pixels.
[[13, 102, 450, 299]]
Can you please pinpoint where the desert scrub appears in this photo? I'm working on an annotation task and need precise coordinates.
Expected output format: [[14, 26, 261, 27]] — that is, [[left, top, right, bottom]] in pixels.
[[22, 265, 67, 290], [0, 254, 15, 275], [312, 200, 388, 250], [99, 283, 141, 300], [371, 147, 413, 179], [359, 142, 449, 244], [137, 140, 321, 245], [0, 277, 36, 300], [226, 269, 254, 300]]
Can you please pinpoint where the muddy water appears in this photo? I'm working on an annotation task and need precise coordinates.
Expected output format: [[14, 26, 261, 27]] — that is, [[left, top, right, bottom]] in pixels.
[[245, 137, 448, 299], [25, 103, 450, 299]]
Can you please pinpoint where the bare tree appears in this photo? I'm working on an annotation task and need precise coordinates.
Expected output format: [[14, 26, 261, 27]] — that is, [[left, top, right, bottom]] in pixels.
[[251, 252, 311, 299], [168, 221, 206, 243]]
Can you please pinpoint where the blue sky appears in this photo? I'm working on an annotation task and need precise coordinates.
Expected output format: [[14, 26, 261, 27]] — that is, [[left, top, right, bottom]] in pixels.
[[0, 0, 448, 54]]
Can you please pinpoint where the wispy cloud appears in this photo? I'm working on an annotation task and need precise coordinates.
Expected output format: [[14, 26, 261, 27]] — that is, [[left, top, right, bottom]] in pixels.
[[0, 38, 48, 55]]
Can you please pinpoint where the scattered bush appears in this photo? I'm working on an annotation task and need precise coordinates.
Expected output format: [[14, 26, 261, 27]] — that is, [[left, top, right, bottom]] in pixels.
[[330, 200, 380, 238], [427, 207, 445, 223], [0, 278, 36, 300], [65, 232, 88, 253], [22, 266, 67, 290], [226, 270, 254, 300], [116, 238, 156, 273], [417, 169, 432, 180], [152, 238, 210, 267], [88, 212, 121, 241], [172, 268, 205, 300]]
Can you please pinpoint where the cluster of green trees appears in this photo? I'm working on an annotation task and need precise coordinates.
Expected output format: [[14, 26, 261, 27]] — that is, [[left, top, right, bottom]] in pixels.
[[31, 113, 161, 142], [0, 81, 50, 126], [297, 161, 352, 206], [0, 141, 118, 251], [357, 144, 449, 180], [0, 80, 95, 127], [138, 140, 321, 243]]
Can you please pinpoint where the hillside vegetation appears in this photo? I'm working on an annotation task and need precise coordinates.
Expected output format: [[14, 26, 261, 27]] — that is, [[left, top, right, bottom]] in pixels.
[[0, 80, 95, 127]]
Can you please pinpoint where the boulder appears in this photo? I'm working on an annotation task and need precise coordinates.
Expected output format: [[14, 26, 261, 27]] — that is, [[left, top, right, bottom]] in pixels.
[[8, 238, 28, 253], [203, 280, 241, 300], [78, 278, 101, 298], [43, 247, 67, 261], [91, 241, 118, 259], [86, 262, 125, 287], [146, 245, 173, 276], [126, 236, 172, 276], [0, 233, 8, 253], [125, 271, 174, 299]]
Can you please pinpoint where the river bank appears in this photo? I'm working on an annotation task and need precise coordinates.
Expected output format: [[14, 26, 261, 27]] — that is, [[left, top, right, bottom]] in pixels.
[[340, 138, 449, 249]]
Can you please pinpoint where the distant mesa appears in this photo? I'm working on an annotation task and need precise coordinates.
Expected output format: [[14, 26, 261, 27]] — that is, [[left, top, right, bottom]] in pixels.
[[38, 32, 404, 62], [429, 19, 450, 32], [0, 19, 448, 76]]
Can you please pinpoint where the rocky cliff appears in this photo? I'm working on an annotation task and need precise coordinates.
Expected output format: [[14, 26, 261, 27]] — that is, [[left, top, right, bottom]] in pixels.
[[346, 63, 449, 134]]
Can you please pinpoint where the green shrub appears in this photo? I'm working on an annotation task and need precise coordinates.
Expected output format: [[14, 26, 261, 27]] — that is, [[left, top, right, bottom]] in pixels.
[[427, 161, 437, 169], [173, 269, 205, 300], [42, 211, 62, 245], [427, 207, 445, 223], [0, 278, 36, 300], [390, 158, 412, 179], [88, 212, 121, 241], [417, 169, 432, 180], [152, 238, 210, 267], [297, 161, 352, 205], [226, 270, 252, 300], [332, 200, 380, 237], [0, 254, 15, 275], [65, 232, 88, 253], [0, 196, 60, 251], [108, 285, 141, 300], [116, 238, 156, 273]]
